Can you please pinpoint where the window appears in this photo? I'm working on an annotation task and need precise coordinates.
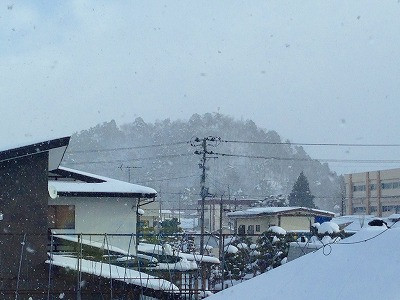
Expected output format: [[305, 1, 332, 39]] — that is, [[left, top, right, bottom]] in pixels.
[[353, 207, 366, 213], [370, 184, 376, 190], [353, 185, 366, 192], [247, 225, 254, 234], [48, 205, 75, 229], [238, 225, 245, 235], [393, 182, 399, 189], [255, 225, 260, 232], [382, 182, 393, 190]]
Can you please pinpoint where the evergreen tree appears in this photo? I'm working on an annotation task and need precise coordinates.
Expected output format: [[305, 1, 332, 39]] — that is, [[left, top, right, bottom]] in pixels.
[[288, 172, 316, 208]]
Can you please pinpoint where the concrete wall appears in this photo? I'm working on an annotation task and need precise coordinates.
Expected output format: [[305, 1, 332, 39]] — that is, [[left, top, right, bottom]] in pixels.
[[49, 196, 137, 253]]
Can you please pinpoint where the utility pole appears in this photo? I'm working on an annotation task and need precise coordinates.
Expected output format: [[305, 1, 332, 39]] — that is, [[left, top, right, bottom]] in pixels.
[[219, 194, 224, 259], [191, 136, 220, 292]]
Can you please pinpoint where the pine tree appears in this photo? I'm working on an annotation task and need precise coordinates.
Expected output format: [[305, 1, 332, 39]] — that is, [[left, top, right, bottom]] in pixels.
[[288, 172, 316, 208]]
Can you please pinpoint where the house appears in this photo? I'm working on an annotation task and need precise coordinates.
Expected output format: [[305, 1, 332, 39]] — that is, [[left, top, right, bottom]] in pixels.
[[198, 198, 261, 233], [48, 166, 157, 253], [140, 200, 162, 228], [227, 207, 335, 235], [0, 136, 180, 299], [346, 168, 400, 217]]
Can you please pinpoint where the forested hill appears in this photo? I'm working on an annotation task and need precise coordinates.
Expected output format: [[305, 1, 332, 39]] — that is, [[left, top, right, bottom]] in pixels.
[[63, 113, 342, 211]]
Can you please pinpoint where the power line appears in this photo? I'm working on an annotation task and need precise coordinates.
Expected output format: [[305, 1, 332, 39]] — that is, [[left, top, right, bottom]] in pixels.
[[67, 141, 190, 154], [136, 174, 198, 184], [212, 152, 400, 164], [221, 139, 400, 147], [63, 153, 193, 165]]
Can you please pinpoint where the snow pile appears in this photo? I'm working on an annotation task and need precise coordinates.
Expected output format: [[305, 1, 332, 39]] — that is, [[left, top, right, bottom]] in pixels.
[[317, 221, 340, 234], [249, 244, 257, 250], [209, 227, 400, 300], [268, 226, 286, 235], [47, 254, 179, 292], [224, 245, 239, 254], [152, 257, 198, 271], [137, 208, 145, 215], [272, 236, 280, 244], [236, 243, 248, 249]]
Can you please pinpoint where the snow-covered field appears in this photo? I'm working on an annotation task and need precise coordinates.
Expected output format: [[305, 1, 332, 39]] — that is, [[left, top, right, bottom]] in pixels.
[[209, 226, 400, 300]]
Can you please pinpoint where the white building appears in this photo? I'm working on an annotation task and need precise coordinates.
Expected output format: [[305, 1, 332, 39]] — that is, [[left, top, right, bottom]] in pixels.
[[48, 166, 156, 253]]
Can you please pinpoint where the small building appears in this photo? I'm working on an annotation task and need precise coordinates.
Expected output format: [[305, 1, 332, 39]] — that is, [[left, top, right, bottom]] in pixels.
[[345, 168, 400, 217], [48, 166, 157, 253], [227, 207, 335, 235], [198, 198, 261, 233], [141, 200, 162, 228]]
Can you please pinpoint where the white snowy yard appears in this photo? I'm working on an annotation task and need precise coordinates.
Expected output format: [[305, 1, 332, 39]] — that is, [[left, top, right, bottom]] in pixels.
[[209, 226, 400, 300]]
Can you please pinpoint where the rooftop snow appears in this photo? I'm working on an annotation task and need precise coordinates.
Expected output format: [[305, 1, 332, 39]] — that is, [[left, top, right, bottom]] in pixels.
[[209, 227, 400, 300], [138, 243, 220, 264], [227, 206, 334, 218], [47, 254, 179, 292], [49, 166, 156, 198], [331, 215, 376, 232]]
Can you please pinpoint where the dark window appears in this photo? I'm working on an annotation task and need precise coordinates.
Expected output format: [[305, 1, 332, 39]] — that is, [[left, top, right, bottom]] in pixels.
[[247, 225, 254, 234], [238, 224, 245, 235], [48, 205, 75, 229], [353, 207, 366, 213], [370, 184, 376, 190], [353, 185, 366, 192], [255, 225, 260, 232], [382, 182, 394, 189]]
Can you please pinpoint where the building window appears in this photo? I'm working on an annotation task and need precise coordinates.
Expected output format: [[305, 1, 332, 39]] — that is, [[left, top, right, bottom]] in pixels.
[[353, 185, 366, 192], [370, 184, 376, 191], [238, 225, 245, 235], [48, 205, 75, 229], [247, 225, 254, 234], [382, 182, 393, 190], [370, 206, 377, 212], [255, 225, 260, 232], [353, 207, 365, 213]]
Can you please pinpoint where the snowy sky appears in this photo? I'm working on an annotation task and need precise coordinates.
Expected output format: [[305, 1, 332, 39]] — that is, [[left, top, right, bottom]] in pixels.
[[1, 1, 400, 175]]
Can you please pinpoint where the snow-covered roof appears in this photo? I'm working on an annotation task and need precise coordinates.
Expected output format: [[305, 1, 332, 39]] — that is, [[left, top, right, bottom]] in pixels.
[[47, 254, 179, 292], [209, 227, 400, 300], [52, 232, 131, 255], [49, 166, 156, 198], [227, 206, 334, 218], [331, 215, 376, 232], [161, 209, 172, 214], [138, 243, 220, 264]]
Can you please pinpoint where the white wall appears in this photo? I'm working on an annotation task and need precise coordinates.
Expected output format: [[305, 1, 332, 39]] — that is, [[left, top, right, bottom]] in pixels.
[[49, 196, 137, 253]]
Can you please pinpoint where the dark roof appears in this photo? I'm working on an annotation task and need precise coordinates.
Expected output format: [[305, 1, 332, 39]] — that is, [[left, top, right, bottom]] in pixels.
[[0, 137, 70, 165]]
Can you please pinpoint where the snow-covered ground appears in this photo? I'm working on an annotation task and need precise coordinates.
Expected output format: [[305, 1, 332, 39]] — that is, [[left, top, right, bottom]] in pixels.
[[208, 226, 400, 300]]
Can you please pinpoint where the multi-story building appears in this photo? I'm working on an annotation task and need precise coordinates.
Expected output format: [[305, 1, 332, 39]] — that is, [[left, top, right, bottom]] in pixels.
[[345, 168, 400, 217]]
